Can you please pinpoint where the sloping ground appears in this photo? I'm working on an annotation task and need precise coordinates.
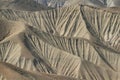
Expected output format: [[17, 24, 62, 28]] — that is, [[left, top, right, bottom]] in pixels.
[[0, 2, 119, 80], [0, 0, 120, 9], [80, 5, 120, 52], [24, 32, 81, 77], [0, 4, 119, 52], [34, 0, 120, 7], [0, 29, 81, 80], [34, 0, 81, 8], [26, 25, 120, 80], [28, 27, 120, 70], [0, 21, 119, 80], [0, 0, 52, 11], [0, 62, 77, 80], [0, 19, 25, 43], [0, 5, 90, 39], [35, 0, 102, 8]]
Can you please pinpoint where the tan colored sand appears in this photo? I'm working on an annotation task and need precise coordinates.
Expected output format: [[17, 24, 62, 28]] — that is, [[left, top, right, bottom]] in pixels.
[[0, 19, 25, 43]]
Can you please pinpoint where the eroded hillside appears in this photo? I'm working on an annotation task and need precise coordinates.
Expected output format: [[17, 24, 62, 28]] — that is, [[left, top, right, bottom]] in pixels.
[[0, 0, 120, 80]]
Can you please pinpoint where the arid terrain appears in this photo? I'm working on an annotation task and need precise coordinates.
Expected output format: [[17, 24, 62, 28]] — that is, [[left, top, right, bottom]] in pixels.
[[0, 0, 120, 80]]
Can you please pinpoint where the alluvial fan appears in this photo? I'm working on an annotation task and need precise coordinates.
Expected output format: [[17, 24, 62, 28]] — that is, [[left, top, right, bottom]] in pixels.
[[0, 0, 120, 80]]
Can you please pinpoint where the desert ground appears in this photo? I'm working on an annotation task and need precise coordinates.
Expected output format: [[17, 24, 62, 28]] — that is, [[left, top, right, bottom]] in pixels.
[[0, 0, 120, 80]]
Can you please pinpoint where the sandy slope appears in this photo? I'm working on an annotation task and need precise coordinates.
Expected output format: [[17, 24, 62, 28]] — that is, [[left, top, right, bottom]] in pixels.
[[0, 19, 25, 43], [0, 1, 119, 80], [0, 5, 90, 39], [0, 4, 119, 51], [0, 0, 52, 11], [0, 62, 77, 80], [34, 0, 120, 7]]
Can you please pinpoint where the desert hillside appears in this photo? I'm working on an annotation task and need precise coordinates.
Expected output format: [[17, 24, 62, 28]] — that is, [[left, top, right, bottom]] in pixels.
[[0, 0, 120, 80]]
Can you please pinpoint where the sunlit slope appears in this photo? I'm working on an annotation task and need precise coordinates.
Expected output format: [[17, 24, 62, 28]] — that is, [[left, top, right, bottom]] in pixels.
[[35, 0, 98, 8], [0, 24, 119, 80], [0, 19, 25, 43], [0, 30, 80, 79], [0, 5, 90, 39], [0, 4, 119, 53], [80, 5, 120, 52], [0, 62, 77, 80], [0, 20, 81, 79], [0, 0, 52, 11], [34, 0, 120, 7], [0, 3, 119, 80], [28, 26, 120, 80], [26, 26, 120, 80], [0, 0, 120, 9]]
